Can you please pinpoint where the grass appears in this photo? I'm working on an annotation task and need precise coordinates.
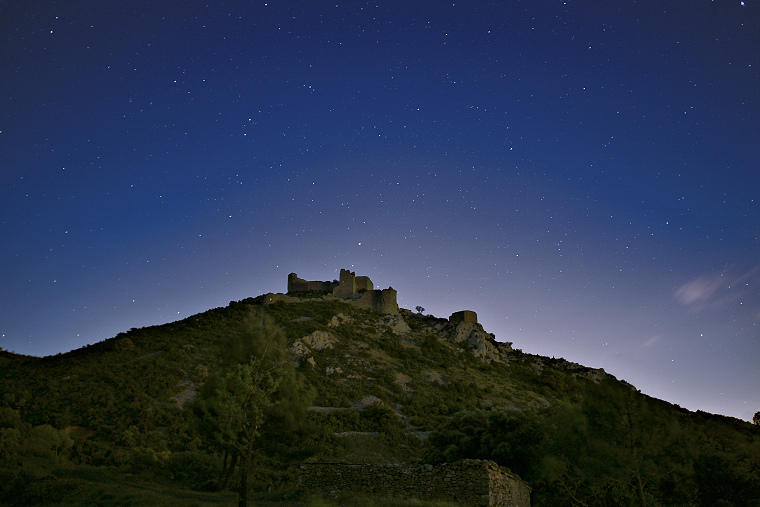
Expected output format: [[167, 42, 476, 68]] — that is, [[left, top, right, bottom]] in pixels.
[[307, 492, 459, 507], [0, 461, 237, 506]]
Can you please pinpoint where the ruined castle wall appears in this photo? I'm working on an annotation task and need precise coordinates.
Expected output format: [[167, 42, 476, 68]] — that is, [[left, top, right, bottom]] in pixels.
[[355, 275, 373, 292], [450, 310, 478, 325], [288, 273, 337, 294], [298, 460, 530, 507], [261, 292, 299, 305], [286, 269, 395, 314], [352, 288, 398, 314], [333, 269, 358, 298]]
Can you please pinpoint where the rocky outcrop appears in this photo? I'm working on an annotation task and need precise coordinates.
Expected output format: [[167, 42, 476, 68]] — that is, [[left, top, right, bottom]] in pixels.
[[291, 330, 337, 357], [328, 313, 352, 327], [385, 314, 410, 334], [450, 322, 510, 363]]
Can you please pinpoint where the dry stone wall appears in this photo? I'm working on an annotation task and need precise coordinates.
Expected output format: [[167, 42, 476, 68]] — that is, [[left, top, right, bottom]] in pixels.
[[299, 459, 530, 506]]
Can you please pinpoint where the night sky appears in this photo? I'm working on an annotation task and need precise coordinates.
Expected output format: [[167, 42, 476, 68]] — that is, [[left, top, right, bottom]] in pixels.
[[2, 1, 758, 421]]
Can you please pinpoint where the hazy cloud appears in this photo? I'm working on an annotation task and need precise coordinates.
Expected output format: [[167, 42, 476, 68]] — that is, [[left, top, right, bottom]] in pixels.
[[641, 335, 661, 348], [674, 277, 723, 305], [675, 265, 760, 315]]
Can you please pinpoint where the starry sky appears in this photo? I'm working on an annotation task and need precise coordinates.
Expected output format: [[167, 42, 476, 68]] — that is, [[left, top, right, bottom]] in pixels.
[[2, 1, 758, 421]]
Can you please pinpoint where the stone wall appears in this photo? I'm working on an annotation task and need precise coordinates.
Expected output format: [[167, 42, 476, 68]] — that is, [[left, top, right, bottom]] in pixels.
[[288, 273, 338, 294], [450, 310, 478, 325], [355, 275, 373, 292], [353, 287, 399, 314], [333, 268, 360, 298], [284, 269, 398, 314], [298, 460, 530, 507], [261, 292, 299, 305]]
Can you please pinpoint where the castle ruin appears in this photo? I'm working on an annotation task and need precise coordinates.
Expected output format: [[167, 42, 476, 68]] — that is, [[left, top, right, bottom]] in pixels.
[[287, 273, 338, 294], [282, 269, 398, 314], [450, 310, 478, 325]]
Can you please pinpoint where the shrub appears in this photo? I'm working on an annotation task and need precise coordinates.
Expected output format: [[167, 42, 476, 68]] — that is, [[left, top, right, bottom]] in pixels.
[[168, 451, 220, 490], [26, 424, 74, 461]]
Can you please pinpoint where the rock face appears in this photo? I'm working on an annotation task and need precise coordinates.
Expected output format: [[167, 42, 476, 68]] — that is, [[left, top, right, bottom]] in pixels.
[[328, 313, 352, 327], [291, 330, 337, 357], [385, 314, 411, 334], [298, 459, 531, 507], [451, 322, 509, 363]]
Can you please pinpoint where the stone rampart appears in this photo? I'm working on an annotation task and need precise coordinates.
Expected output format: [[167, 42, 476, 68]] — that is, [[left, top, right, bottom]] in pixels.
[[450, 310, 478, 325], [298, 459, 530, 506], [353, 287, 399, 314], [288, 273, 338, 294], [284, 269, 397, 314], [355, 275, 373, 292], [261, 292, 299, 305], [333, 268, 359, 298]]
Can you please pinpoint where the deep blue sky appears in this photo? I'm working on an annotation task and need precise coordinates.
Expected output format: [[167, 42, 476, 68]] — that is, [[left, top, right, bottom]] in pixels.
[[2, 1, 758, 421]]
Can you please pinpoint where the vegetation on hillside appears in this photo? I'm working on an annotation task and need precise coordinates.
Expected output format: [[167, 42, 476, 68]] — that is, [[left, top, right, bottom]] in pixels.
[[1, 295, 758, 505]]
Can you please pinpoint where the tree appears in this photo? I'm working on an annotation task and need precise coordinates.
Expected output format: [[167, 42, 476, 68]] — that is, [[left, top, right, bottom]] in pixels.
[[193, 315, 297, 506], [213, 356, 283, 507], [423, 408, 544, 480], [26, 424, 74, 461], [754, 411, 760, 425], [415, 306, 425, 314]]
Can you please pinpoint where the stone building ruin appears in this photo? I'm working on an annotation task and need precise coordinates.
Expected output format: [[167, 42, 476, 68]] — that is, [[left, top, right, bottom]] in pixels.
[[299, 459, 531, 506], [281, 269, 398, 314], [333, 268, 373, 297], [450, 310, 478, 325], [287, 273, 338, 294]]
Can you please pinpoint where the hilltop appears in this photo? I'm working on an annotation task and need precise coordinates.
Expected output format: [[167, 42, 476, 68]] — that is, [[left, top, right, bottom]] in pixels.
[[0, 269, 758, 506]]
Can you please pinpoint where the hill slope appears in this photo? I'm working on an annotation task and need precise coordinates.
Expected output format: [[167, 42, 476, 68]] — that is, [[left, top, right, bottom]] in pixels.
[[1, 294, 758, 505]]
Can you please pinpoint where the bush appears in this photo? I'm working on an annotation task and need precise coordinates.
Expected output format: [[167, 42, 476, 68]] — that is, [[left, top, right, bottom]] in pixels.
[[168, 451, 220, 490], [0, 427, 22, 459], [26, 424, 74, 461], [361, 404, 403, 433]]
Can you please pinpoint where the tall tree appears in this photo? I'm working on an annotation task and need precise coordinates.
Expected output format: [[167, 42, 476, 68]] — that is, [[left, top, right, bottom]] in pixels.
[[214, 356, 283, 507], [193, 314, 292, 506]]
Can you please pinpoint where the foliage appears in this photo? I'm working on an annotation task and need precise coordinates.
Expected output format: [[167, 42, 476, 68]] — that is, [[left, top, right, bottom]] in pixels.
[[192, 314, 300, 505], [423, 378, 760, 506], [0, 295, 759, 505], [424, 408, 544, 479]]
